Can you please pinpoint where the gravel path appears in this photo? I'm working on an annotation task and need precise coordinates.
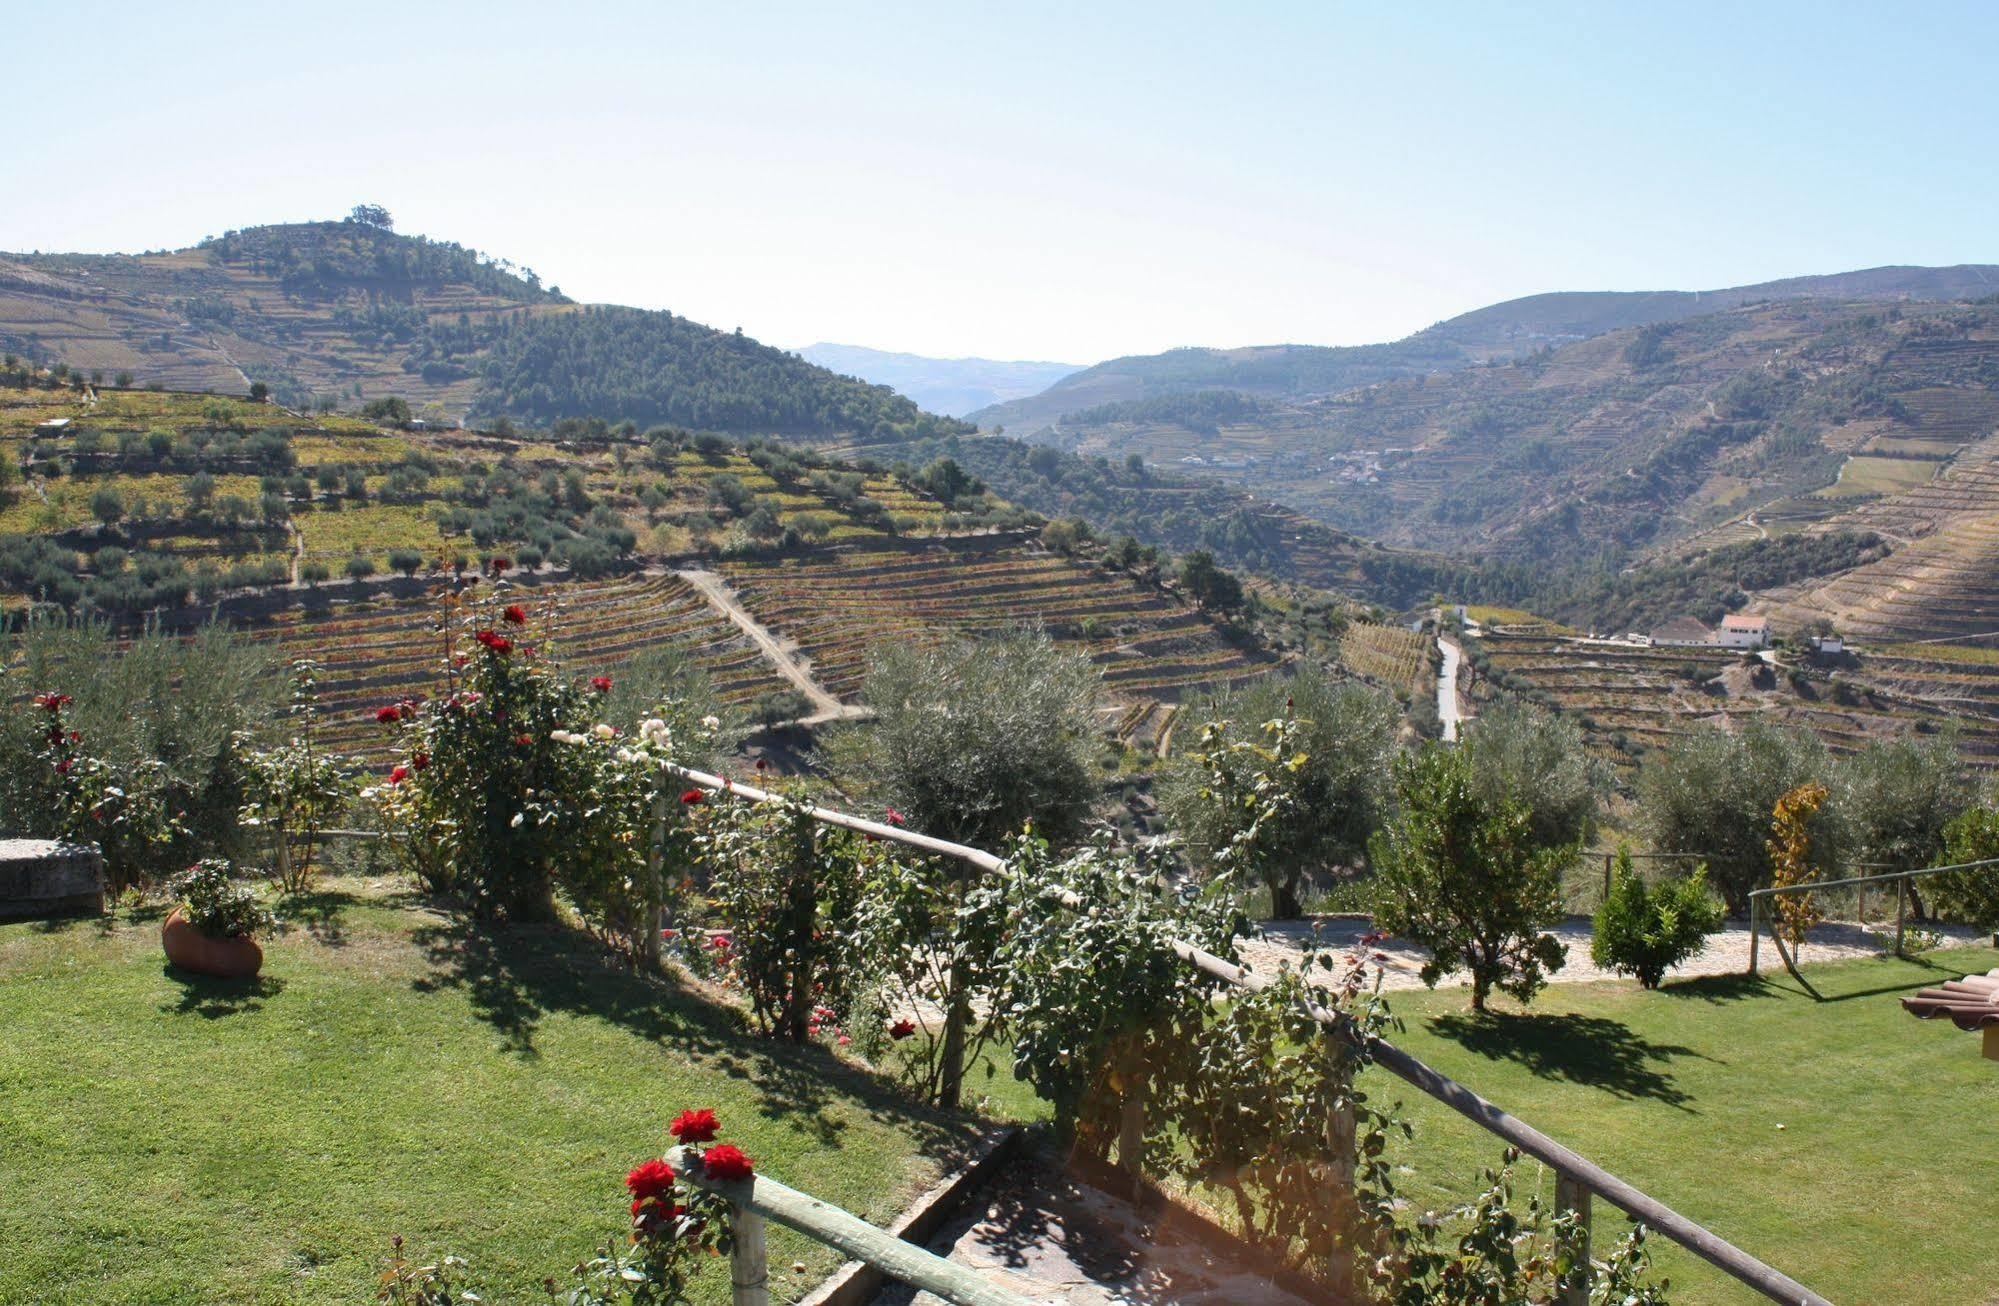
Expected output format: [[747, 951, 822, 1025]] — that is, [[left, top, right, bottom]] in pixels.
[[1237, 915, 1986, 992]]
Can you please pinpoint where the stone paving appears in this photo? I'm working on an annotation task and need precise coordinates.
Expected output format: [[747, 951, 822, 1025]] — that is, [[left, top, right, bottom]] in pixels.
[[877, 1153, 1326, 1306], [1238, 914, 1985, 993]]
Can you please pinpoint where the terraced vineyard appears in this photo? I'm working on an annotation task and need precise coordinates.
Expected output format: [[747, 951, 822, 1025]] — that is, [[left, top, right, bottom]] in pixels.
[[1336, 619, 1431, 694], [1465, 631, 1999, 767], [183, 573, 791, 761], [718, 536, 1282, 719]]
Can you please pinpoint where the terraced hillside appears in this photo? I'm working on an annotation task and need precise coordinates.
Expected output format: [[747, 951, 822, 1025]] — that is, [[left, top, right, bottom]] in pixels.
[[717, 536, 1284, 732], [1463, 631, 1999, 768], [192, 573, 792, 761], [0, 383, 977, 615]]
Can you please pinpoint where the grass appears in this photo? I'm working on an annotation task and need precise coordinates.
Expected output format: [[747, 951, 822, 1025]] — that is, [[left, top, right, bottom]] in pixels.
[[1375, 944, 1999, 1305], [1823, 454, 1939, 498], [0, 876, 990, 1304]]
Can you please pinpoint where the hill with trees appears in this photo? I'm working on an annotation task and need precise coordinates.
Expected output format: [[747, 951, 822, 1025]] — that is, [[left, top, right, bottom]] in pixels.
[[0, 210, 963, 439]]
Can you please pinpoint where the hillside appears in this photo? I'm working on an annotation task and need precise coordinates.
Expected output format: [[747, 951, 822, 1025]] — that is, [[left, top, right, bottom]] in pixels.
[[1014, 300, 1999, 571], [0, 380, 1298, 758], [0, 214, 962, 439], [796, 343, 1082, 417], [969, 263, 1999, 432]]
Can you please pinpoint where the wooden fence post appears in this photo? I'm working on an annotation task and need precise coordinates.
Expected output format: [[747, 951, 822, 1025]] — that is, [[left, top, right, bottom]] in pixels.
[[1117, 1063, 1147, 1182], [730, 1206, 769, 1306], [1895, 877, 1907, 958], [1556, 1169, 1592, 1306], [1747, 896, 1760, 976]]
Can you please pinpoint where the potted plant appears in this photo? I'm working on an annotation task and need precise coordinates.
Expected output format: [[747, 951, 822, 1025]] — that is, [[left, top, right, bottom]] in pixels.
[[162, 859, 277, 979]]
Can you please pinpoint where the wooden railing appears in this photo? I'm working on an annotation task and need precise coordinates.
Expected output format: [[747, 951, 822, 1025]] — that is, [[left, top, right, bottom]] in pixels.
[[663, 763, 1834, 1306], [666, 1146, 1038, 1306], [1748, 855, 1999, 981]]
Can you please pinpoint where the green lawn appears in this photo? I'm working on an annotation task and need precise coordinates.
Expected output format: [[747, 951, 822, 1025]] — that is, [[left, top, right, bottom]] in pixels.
[[1375, 946, 1999, 1306], [0, 877, 987, 1304]]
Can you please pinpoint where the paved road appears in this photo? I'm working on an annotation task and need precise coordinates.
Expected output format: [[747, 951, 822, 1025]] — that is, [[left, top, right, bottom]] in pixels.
[[676, 567, 864, 725], [1436, 635, 1463, 742]]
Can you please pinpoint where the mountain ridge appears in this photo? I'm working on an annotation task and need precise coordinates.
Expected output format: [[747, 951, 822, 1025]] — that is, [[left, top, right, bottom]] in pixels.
[[969, 263, 1999, 432]]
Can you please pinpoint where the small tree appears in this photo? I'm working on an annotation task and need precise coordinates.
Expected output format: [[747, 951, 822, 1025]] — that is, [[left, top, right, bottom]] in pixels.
[[1461, 699, 1606, 852], [90, 486, 125, 529], [300, 560, 330, 587], [388, 548, 423, 579], [1838, 730, 1971, 918], [1767, 781, 1830, 946], [344, 553, 377, 584], [1371, 743, 1572, 1012], [1178, 549, 1243, 612], [1590, 847, 1724, 988]]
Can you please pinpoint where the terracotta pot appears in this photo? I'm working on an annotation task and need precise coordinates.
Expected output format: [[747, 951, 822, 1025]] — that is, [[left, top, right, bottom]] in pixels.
[[162, 906, 264, 980]]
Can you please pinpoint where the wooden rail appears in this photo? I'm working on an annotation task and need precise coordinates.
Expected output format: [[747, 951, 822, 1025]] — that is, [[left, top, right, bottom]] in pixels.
[[1748, 855, 1999, 978], [663, 763, 1835, 1306], [665, 1146, 1037, 1306]]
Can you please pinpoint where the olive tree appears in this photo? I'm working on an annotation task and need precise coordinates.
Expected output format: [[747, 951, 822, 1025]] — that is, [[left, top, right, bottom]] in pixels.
[[1161, 665, 1398, 917], [1837, 729, 1972, 918], [1460, 698, 1607, 853], [828, 627, 1101, 851], [1639, 720, 1837, 915]]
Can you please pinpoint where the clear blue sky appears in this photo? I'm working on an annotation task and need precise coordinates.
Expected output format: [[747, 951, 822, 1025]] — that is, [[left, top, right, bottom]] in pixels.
[[5, 1, 1995, 363]]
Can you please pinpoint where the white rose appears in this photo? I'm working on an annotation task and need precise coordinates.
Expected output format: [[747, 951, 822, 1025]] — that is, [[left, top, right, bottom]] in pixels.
[[510, 812, 525, 828], [700, 715, 721, 732], [594, 723, 616, 739]]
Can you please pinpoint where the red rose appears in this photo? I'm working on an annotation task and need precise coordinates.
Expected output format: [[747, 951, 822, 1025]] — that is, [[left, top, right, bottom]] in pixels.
[[54, 758, 74, 775], [754, 757, 768, 772], [489, 556, 511, 574], [669, 1108, 720, 1144], [388, 764, 410, 785], [503, 604, 527, 625], [698, 1144, 753, 1182], [679, 789, 704, 805], [884, 808, 905, 827], [475, 630, 513, 654], [376, 704, 403, 724], [590, 676, 612, 693], [34, 693, 71, 712], [513, 733, 533, 747], [625, 1157, 677, 1202], [412, 753, 430, 771], [890, 1019, 917, 1040]]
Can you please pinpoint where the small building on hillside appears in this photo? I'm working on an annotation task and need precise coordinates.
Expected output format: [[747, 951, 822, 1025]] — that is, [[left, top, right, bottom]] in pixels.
[[1651, 616, 1712, 647], [1717, 613, 1772, 650], [34, 418, 72, 437], [1810, 633, 1846, 656]]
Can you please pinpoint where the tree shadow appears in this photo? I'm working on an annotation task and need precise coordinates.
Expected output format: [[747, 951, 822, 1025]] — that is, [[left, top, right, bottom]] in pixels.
[[409, 913, 969, 1155], [276, 887, 360, 947], [161, 968, 287, 1018], [1655, 973, 1772, 1004], [1424, 1012, 1709, 1110]]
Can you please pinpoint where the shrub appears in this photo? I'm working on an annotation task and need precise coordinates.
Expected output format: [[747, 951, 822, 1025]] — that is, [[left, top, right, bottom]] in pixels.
[[238, 662, 352, 896], [1371, 743, 1572, 1011], [169, 859, 277, 940], [1933, 803, 1999, 929], [697, 784, 863, 1041], [1590, 849, 1724, 988]]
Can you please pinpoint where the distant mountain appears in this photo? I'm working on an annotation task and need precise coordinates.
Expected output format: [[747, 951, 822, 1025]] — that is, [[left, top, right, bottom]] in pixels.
[[970, 264, 1999, 432], [0, 218, 968, 439], [796, 342, 1083, 417]]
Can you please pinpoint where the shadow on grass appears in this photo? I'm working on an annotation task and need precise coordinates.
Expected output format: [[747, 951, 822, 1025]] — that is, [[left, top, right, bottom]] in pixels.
[[276, 887, 362, 947], [161, 968, 288, 1018], [1424, 1012, 1708, 1109], [410, 914, 965, 1154], [1655, 973, 1772, 1005]]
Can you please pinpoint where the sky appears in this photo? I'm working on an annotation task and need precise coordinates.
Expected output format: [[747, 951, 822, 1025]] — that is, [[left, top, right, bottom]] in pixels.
[[5, 1, 1997, 364]]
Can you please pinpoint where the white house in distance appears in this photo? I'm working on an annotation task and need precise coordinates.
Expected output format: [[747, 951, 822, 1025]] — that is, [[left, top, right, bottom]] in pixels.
[[1715, 613, 1772, 650]]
